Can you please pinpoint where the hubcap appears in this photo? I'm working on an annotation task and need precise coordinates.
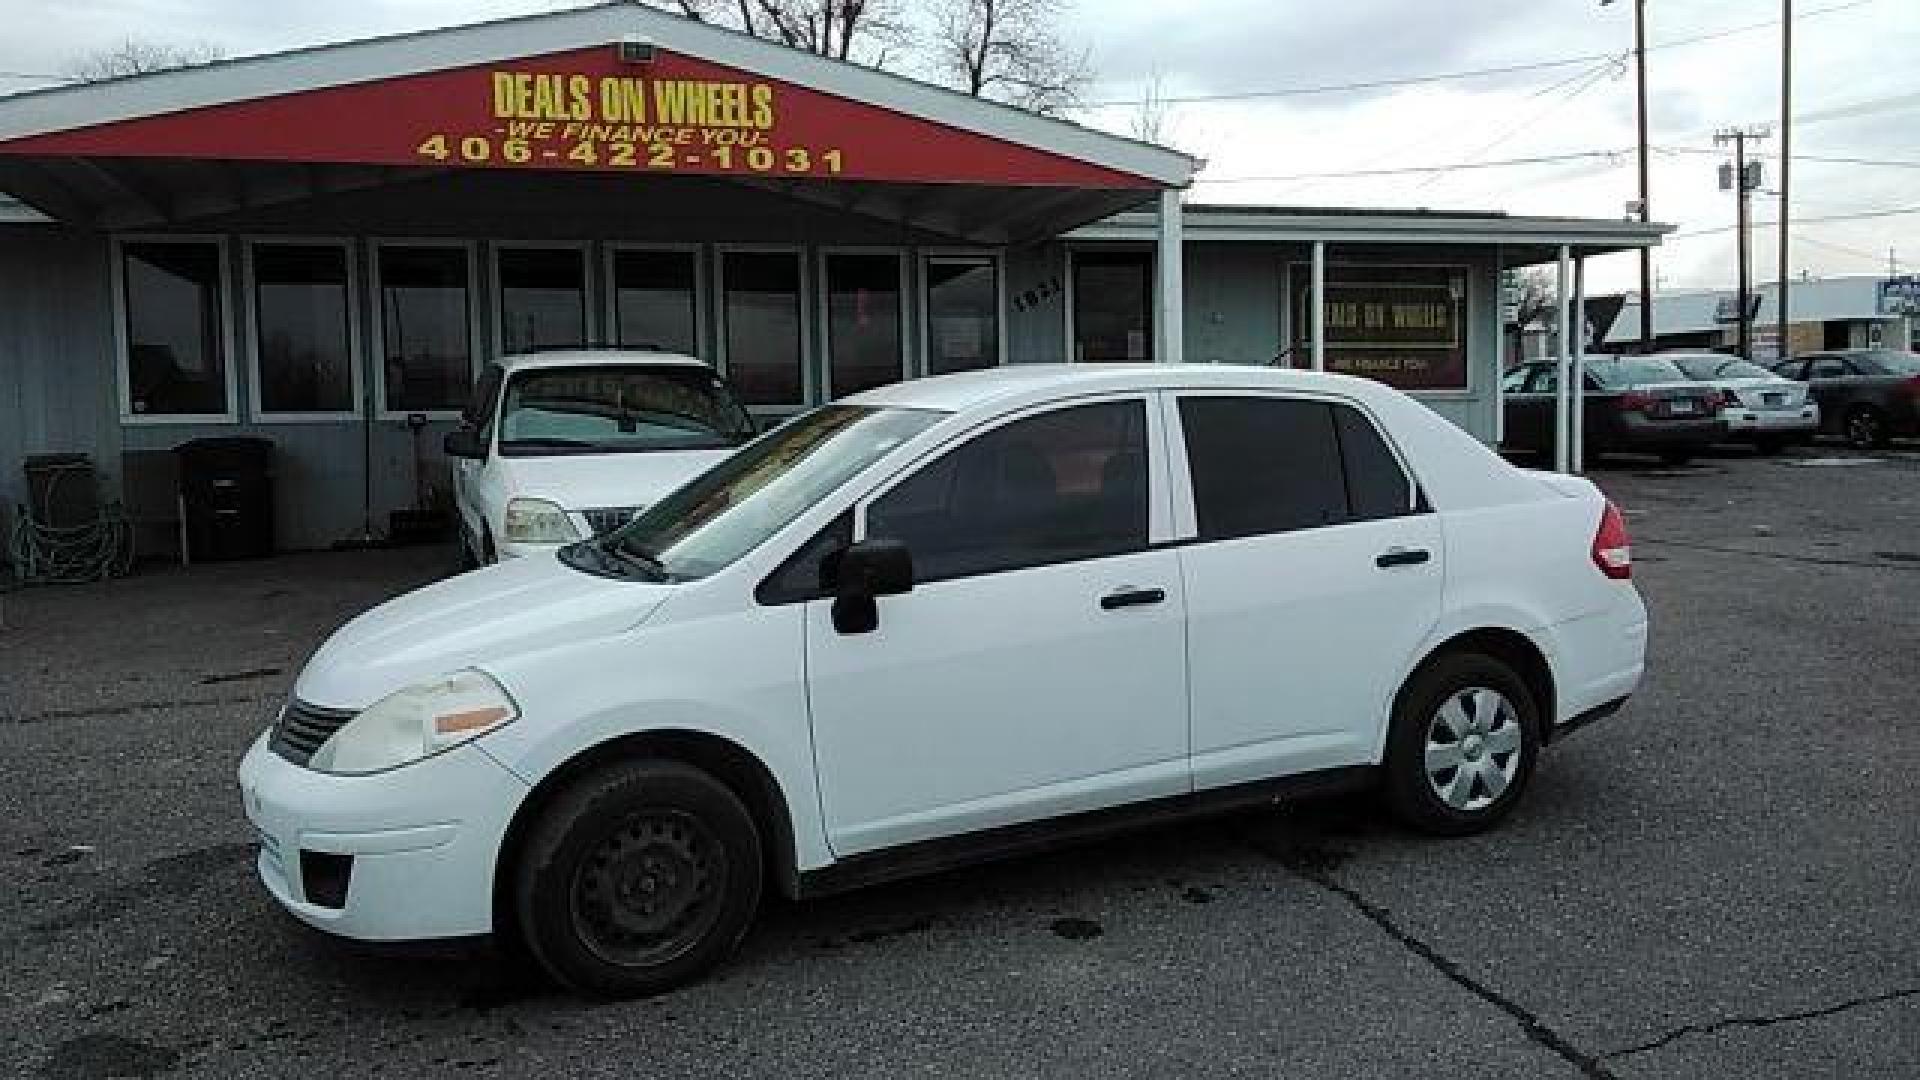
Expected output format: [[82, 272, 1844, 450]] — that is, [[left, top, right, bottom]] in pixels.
[[570, 810, 726, 969], [1424, 687, 1523, 812]]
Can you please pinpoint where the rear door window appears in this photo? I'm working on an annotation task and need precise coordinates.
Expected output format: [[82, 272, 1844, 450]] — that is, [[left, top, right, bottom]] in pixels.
[[1333, 405, 1416, 521], [1179, 396, 1347, 541]]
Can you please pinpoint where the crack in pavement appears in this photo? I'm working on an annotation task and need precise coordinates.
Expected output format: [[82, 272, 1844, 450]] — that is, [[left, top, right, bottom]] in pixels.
[[0, 693, 275, 725], [1604, 985, 1920, 1061], [1241, 831, 1615, 1080], [1637, 536, 1920, 570]]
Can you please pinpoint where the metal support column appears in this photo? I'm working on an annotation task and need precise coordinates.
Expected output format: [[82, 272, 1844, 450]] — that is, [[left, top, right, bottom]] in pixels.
[[1572, 254, 1587, 474], [1555, 245, 1572, 474], [1156, 187, 1184, 364], [1310, 240, 1327, 371]]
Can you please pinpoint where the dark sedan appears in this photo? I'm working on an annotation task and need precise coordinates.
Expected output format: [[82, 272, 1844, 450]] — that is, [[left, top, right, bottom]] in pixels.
[[1502, 355, 1726, 466], [1771, 349, 1920, 450]]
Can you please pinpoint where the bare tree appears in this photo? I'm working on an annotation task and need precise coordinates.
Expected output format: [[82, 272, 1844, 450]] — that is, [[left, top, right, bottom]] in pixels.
[[641, 0, 910, 65], [65, 38, 226, 82], [927, 0, 1089, 115], [1130, 68, 1175, 145]]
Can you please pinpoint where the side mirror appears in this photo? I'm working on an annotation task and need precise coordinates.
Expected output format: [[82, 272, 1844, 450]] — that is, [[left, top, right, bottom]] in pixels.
[[827, 539, 913, 635], [443, 427, 484, 460]]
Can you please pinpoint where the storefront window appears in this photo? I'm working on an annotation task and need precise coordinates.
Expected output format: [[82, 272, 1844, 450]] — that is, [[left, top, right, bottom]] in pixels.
[[498, 247, 587, 354], [378, 245, 474, 413], [825, 251, 904, 397], [925, 256, 999, 375], [251, 242, 355, 415], [1073, 251, 1153, 362], [120, 241, 229, 417], [1290, 264, 1469, 392], [721, 250, 805, 408], [612, 249, 699, 355]]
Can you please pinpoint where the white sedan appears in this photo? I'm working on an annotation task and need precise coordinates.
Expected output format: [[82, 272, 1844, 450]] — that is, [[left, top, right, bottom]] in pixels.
[[239, 364, 1647, 996], [1664, 352, 1819, 452]]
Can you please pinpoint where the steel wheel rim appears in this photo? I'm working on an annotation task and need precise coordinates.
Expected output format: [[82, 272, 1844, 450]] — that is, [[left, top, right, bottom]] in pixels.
[[570, 809, 727, 969], [1848, 411, 1879, 447], [1424, 687, 1523, 812]]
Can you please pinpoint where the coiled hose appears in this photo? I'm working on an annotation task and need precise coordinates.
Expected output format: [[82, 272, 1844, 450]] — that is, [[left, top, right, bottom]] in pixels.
[[6, 463, 135, 584]]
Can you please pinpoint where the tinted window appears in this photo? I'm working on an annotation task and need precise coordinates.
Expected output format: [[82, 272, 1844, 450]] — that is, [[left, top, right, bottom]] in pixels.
[[1854, 351, 1920, 376], [252, 243, 354, 414], [121, 241, 228, 416], [612, 249, 698, 355], [1670, 355, 1773, 380], [824, 252, 904, 397], [1809, 357, 1847, 379], [379, 245, 474, 412], [1500, 367, 1531, 393], [1334, 405, 1414, 520], [925, 258, 1000, 375], [722, 251, 805, 408], [867, 401, 1147, 582], [1073, 251, 1153, 362], [756, 510, 853, 605], [498, 248, 587, 354], [1181, 397, 1346, 541], [1590, 356, 1689, 387]]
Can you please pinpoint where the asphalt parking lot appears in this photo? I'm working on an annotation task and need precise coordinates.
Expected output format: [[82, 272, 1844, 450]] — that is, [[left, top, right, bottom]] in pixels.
[[3, 444, 1916, 1080]]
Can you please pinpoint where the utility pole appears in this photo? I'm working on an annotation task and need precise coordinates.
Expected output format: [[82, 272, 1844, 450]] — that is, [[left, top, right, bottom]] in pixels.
[[1602, 0, 1653, 351], [1777, 0, 1793, 365], [1718, 126, 1770, 360]]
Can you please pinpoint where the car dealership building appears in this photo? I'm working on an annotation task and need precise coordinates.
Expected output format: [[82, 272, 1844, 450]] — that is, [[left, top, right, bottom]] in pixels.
[[0, 3, 1665, 554]]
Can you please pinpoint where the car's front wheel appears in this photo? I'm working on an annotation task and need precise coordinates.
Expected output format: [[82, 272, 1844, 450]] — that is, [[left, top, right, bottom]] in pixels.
[[1844, 405, 1887, 451], [513, 760, 763, 997], [1383, 652, 1541, 835]]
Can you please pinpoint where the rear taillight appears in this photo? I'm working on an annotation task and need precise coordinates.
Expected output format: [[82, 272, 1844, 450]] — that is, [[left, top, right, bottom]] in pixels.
[[1618, 391, 1654, 413], [1592, 501, 1632, 580]]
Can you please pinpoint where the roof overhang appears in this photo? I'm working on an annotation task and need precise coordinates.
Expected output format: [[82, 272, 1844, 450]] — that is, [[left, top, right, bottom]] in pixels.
[[0, 2, 1194, 239], [1072, 206, 1670, 261]]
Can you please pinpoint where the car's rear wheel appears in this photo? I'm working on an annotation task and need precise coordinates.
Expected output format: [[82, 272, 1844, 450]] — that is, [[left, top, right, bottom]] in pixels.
[[1383, 652, 1540, 835], [1844, 405, 1887, 450], [513, 760, 763, 997]]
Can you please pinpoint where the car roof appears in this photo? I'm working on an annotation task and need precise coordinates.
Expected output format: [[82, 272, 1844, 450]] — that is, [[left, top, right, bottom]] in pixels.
[[844, 363, 1412, 414], [495, 349, 709, 373]]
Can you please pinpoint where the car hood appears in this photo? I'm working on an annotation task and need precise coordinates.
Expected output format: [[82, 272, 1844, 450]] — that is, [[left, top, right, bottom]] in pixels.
[[294, 553, 669, 710], [498, 448, 733, 512]]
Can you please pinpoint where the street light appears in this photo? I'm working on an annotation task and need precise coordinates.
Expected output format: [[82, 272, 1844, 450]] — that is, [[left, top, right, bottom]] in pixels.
[[1601, 0, 1654, 353]]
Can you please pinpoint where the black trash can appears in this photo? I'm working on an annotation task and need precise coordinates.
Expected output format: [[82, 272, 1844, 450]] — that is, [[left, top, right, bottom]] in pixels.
[[175, 437, 275, 561]]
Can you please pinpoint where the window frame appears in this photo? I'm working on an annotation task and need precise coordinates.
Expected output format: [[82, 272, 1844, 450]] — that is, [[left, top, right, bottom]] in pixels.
[[850, 391, 1173, 583], [1065, 245, 1156, 363], [111, 233, 240, 425], [369, 237, 484, 421], [239, 236, 364, 424], [715, 243, 813, 415], [1159, 389, 1425, 545], [818, 246, 911, 400], [491, 241, 595, 360], [918, 249, 1008, 378], [603, 242, 707, 361]]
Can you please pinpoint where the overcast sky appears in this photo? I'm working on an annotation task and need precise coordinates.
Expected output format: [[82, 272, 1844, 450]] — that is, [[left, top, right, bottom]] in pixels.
[[1, 0, 1914, 294]]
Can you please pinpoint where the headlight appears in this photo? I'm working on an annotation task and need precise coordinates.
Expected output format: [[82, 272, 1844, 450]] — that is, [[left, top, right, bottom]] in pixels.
[[308, 670, 518, 775], [504, 497, 579, 544]]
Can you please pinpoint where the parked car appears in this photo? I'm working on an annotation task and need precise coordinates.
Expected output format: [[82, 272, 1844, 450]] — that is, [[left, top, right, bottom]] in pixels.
[[1501, 355, 1726, 465], [1771, 349, 1920, 449], [240, 365, 1647, 996], [444, 351, 756, 565], [1661, 352, 1819, 453]]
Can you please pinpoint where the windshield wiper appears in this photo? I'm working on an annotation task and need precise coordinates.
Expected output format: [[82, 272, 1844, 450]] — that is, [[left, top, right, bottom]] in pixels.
[[501, 437, 599, 450], [596, 536, 669, 581]]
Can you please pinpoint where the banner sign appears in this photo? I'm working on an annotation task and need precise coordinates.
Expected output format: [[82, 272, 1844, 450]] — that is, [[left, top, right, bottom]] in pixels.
[[0, 47, 1153, 189], [1290, 266, 1470, 391], [1880, 275, 1920, 316]]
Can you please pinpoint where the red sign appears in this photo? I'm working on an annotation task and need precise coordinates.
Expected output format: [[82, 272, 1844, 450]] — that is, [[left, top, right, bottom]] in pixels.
[[0, 47, 1154, 189]]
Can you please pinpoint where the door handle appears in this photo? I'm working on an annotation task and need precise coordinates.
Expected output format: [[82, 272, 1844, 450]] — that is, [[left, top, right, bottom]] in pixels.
[[1100, 587, 1166, 611], [1375, 547, 1431, 569]]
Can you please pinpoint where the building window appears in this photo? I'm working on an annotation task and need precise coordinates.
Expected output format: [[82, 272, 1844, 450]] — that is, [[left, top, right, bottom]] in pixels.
[[720, 249, 805, 409], [612, 248, 699, 355], [1289, 264, 1470, 392], [925, 256, 1000, 375], [824, 251, 904, 398], [119, 240, 230, 418], [498, 247, 587, 354], [376, 244, 476, 414], [248, 242, 356, 417], [1073, 251, 1153, 362]]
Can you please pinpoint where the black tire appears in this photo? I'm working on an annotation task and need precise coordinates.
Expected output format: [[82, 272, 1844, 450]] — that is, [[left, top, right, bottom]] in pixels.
[[1383, 652, 1541, 836], [1844, 405, 1887, 451], [513, 760, 763, 998], [1658, 449, 1694, 467]]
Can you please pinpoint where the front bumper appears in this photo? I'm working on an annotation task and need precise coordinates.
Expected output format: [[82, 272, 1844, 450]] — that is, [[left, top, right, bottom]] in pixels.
[[237, 731, 530, 941], [1723, 407, 1819, 436]]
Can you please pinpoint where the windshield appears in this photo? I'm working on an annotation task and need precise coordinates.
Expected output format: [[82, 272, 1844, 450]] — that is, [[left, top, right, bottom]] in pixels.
[[1590, 356, 1689, 388], [1669, 355, 1774, 381], [498, 365, 754, 456], [582, 405, 945, 581], [1855, 351, 1920, 376]]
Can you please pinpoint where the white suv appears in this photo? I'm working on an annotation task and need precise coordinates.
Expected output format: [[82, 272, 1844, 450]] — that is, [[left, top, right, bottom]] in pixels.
[[240, 365, 1647, 997], [446, 350, 755, 564]]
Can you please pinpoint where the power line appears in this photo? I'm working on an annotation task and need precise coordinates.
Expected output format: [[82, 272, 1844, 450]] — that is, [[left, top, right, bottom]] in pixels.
[[1199, 149, 1627, 185], [1086, 0, 1879, 108], [1669, 201, 1920, 239], [1656, 145, 1920, 170], [1414, 59, 1622, 192]]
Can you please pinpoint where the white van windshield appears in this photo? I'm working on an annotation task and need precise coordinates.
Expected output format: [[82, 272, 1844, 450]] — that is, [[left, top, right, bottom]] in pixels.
[[498, 365, 754, 456], [569, 405, 944, 582]]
